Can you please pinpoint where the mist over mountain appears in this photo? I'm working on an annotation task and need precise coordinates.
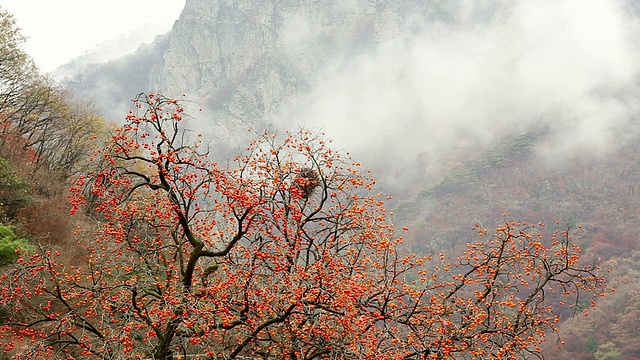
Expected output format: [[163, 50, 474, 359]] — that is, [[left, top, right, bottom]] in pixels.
[[53, 22, 176, 82], [69, 0, 491, 153], [62, 0, 640, 221], [64, 0, 640, 187], [62, 0, 640, 255], [277, 0, 640, 184]]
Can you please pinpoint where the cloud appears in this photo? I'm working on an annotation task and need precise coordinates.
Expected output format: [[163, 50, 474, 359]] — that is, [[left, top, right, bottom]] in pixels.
[[275, 0, 640, 187], [3, 0, 185, 72]]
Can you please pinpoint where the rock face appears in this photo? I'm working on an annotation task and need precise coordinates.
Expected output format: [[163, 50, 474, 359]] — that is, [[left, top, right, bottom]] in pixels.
[[149, 0, 430, 144], [66, 0, 466, 146]]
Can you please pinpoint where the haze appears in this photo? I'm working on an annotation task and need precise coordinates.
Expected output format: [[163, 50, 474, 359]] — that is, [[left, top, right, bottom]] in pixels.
[[5, 0, 637, 190], [276, 0, 640, 185], [1, 0, 185, 72]]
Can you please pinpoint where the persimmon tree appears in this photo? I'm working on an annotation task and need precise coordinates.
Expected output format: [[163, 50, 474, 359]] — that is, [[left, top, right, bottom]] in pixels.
[[0, 94, 605, 359]]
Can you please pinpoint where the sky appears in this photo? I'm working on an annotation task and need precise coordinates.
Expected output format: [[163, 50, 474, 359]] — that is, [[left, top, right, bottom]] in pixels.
[[1, 0, 186, 72]]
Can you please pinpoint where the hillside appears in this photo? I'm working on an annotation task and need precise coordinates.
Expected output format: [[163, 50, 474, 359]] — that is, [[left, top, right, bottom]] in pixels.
[[395, 125, 640, 358]]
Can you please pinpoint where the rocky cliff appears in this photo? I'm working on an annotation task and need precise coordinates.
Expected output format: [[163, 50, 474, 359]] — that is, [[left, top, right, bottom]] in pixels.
[[64, 0, 638, 191], [149, 0, 467, 145], [64, 0, 479, 148]]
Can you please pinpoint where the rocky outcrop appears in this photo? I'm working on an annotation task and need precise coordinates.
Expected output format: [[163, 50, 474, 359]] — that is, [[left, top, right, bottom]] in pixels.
[[64, 0, 472, 143], [149, 0, 444, 144]]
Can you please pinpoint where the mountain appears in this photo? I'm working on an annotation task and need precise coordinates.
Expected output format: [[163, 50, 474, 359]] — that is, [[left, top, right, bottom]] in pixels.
[[63, 0, 506, 151]]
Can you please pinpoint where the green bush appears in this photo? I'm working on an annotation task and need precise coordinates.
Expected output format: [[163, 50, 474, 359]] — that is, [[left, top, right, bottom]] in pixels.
[[0, 224, 33, 266], [0, 157, 30, 220]]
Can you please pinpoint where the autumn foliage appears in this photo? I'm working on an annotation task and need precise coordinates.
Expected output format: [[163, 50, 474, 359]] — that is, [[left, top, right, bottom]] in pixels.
[[0, 94, 606, 359]]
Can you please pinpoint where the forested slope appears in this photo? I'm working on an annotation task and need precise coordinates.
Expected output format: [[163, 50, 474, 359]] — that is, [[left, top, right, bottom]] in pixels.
[[0, 7, 110, 266], [395, 124, 640, 359]]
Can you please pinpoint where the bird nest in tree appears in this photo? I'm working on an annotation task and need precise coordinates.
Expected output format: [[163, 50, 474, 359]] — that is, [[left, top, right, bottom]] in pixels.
[[294, 167, 319, 199]]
